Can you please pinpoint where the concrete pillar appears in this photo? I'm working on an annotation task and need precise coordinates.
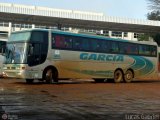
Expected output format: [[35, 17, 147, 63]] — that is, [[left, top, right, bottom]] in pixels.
[[8, 22, 12, 36], [109, 31, 112, 37], [32, 24, 35, 29], [69, 27, 72, 31], [100, 30, 103, 35], [122, 32, 124, 39]]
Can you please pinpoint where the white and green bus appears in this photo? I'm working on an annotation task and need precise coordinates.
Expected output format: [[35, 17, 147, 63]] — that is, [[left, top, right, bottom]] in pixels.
[[3, 29, 159, 83]]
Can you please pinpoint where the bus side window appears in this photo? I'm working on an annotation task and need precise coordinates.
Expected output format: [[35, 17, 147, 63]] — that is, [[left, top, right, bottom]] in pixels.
[[101, 41, 108, 53], [139, 45, 144, 55], [139, 45, 151, 56], [54, 35, 65, 48], [81, 38, 89, 51], [119, 42, 128, 54], [73, 37, 82, 50], [145, 45, 151, 55], [90, 39, 98, 52], [150, 46, 157, 56], [109, 41, 119, 53], [129, 44, 138, 55], [64, 36, 72, 49]]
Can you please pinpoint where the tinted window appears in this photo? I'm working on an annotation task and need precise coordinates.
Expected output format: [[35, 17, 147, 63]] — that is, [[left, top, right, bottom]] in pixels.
[[139, 45, 151, 55], [150, 46, 157, 56], [90, 39, 100, 51], [28, 31, 48, 66], [109, 41, 119, 53], [119, 42, 128, 54], [119, 42, 138, 54], [73, 37, 82, 50], [51, 33, 157, 57], [128, 43, 138, 54], [31, 32, 45, 42], [100, 40, 109, 52], [81, 38, 89, 51], [64, 36, 73, 49], [52, 34, 73, 49], [0, 41, 6, 54]]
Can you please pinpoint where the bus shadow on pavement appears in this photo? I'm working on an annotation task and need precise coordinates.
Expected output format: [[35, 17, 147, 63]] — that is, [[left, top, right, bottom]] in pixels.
[[131, 80, 160, 83], [12, 79, 95, 85], [12, 79, 160, 85]]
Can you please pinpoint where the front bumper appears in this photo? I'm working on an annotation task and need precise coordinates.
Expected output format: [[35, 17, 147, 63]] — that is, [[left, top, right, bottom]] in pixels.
[[3, 64, 42, 79]]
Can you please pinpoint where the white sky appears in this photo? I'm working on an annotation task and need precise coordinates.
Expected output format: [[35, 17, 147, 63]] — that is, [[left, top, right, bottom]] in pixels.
[[0, 0, 149, 19]]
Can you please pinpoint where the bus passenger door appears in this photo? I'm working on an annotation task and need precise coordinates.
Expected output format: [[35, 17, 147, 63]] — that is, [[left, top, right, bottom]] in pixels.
[[28, 43, 41, 66], [28, 31, 48, 67]]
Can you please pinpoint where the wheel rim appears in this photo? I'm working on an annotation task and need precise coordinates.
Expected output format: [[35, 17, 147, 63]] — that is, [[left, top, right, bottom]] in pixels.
[[46, 69, 53, 83], [126, 73, 132, 80], [114, 70, 123, 83], [125, 70, 133, 82]]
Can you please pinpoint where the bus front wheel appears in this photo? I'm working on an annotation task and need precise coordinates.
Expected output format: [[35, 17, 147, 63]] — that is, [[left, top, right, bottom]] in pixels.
[[45, 69, 58, 83], [124, 70, 133, 83], [114, 70, 123, 83]]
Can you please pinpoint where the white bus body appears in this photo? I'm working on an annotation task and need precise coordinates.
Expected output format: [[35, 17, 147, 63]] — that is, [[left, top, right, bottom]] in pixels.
[[3, 29, 159, 83]]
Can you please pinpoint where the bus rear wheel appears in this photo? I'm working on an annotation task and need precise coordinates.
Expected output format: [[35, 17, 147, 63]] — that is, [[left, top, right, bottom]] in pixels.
[[114, 70, 123, 83], [45, 69, 58, 83], [124, 70, 133, 83]]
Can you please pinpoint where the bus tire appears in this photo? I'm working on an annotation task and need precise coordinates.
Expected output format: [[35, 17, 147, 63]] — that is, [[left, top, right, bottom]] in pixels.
[[124, 70, 133, 83], [45, 68, 58, 83], [26, 79, 34, 84], [114, 69, 123, 83]]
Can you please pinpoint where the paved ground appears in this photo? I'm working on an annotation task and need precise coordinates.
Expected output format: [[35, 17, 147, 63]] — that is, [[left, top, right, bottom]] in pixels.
[[0, 78, 160, 120]]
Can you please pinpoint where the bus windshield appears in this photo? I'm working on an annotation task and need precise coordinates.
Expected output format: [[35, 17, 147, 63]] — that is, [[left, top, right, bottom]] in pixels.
[[9, 32, 31, 42], [5, 43, 28, 64]]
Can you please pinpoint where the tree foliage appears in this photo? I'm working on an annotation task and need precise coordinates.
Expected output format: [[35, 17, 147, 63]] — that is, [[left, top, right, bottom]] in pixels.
[[147, 0, 160, 45], [147, 11, 160, 20], [147, 0, 160, 12], [138, 34, 150, 41]]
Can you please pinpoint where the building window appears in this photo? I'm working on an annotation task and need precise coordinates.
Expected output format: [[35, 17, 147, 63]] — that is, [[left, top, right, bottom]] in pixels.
[[112, 31, 122, 37], [134, 33, 139, 38], [124, 32, 128, 37]]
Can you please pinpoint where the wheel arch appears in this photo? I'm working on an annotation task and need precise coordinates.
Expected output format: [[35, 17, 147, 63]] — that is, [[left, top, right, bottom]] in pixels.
[[114, 68, 124, 75], [42, 65, 58, 80]]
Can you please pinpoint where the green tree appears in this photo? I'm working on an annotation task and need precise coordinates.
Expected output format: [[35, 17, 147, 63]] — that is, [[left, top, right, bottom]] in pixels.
[[138, 34, 150, 41], [147, 0, 160, 45], [147, 0, 160, 12], [147, 11, 160, 20]]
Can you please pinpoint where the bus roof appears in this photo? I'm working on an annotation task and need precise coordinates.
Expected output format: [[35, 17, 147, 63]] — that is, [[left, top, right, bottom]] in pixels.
[[11, 29, 157, 46]]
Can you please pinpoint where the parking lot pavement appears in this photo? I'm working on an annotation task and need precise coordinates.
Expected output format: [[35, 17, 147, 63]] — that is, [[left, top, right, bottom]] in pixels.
[[0, 78, 160, 120]]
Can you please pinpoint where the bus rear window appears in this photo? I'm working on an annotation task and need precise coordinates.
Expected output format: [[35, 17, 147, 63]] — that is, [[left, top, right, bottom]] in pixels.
[[139, 45, 157, 56]]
